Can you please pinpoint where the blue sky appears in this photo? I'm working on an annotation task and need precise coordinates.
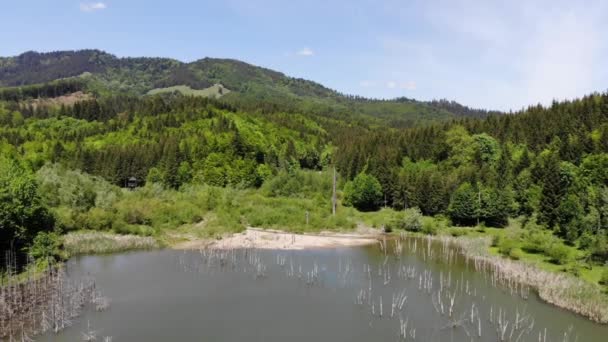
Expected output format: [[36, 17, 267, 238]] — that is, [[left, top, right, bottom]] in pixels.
[[1, 0, 607, 111]]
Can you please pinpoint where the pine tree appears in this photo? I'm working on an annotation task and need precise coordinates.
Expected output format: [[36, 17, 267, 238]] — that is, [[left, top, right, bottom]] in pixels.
[[539, 153, 564, 228]]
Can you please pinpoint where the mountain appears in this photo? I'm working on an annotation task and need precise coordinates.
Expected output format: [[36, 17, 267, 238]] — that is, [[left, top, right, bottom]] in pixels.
[[0, 50, 500, 127]]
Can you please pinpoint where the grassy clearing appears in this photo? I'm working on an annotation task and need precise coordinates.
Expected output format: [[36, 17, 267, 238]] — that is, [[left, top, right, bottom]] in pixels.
[[146, 84, 230, 97], [428, 218, 608, 289]]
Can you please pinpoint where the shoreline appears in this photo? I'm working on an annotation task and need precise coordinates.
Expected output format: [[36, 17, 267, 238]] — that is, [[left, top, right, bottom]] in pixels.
[[419, 233, 608, 324], [63, 228, 608, 324], [172, 227, 381, 250]]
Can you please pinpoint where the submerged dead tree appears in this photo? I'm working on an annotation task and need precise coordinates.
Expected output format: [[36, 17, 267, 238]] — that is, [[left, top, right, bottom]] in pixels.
[[0, 256, 110, 340]]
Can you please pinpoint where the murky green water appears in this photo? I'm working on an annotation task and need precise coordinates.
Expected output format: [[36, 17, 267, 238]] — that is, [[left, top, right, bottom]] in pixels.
[[38, 238, 608, 341]]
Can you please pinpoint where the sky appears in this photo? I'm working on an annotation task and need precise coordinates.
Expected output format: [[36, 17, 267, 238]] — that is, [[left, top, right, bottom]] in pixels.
[[1, 0, 607, 111]]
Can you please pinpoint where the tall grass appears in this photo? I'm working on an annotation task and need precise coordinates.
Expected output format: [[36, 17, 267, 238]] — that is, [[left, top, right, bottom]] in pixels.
[[63, 231, 159, 256], [437, 235, 608, 323]]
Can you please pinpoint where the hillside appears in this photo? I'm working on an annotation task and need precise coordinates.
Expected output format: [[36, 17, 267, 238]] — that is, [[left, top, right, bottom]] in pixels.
[[0, 50, 498, 127], [2, 49, 608, 319]]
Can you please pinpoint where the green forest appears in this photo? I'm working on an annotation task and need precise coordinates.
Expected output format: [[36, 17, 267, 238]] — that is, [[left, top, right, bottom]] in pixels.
[[1, 50, 607, 288]]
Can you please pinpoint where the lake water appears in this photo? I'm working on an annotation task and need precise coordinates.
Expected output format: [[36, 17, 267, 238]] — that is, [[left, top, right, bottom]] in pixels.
[[38, 238, 608, 341]]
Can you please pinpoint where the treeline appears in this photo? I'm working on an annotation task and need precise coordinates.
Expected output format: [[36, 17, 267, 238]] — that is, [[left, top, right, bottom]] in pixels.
[[333, 93, 608, 262], [425, 98, 503, 118], [1, 50, 497, 130], [2, 82, 608, 270], [0, 78, 86, 102], [1, 94, 326, 190], [0, 92, 332, 269]]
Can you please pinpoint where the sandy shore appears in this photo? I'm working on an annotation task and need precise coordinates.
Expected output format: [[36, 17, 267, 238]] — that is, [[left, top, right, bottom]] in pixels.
[[174, 227, 380, 250]]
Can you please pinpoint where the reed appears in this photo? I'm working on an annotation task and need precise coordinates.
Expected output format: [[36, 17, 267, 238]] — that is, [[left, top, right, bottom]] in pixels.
[[435, 235, 608, 323], [64, 231, 159, 256]]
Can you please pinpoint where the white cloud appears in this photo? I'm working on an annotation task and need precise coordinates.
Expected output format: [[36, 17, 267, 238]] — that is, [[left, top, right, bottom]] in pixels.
[[377, 0, 608, 110], [359, 80, 376, 87], [80, 2, 107, 12], [296, 47, 314, 56], [519, 7, 601, 107], [384, 80, 416, 91], [401, 81, 416, 91]]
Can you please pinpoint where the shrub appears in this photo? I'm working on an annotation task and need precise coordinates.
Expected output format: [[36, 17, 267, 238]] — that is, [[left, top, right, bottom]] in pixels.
[[29, 231, 64, 263], [343, 172, 383, 212], [509, 248, 524, 260], [521, 229, 552, 254], [450, 228, 469, 237], [545, 243, 571, 265], [261, 170, 331, 198], [83, 207, 115, 231], [386, 208, 423, 232], [53, 206, 78, 231], [491, 234, 501, 247], [565, 264, 582, 277], [421, 221, 438, 235], [599, 269, 608, 286], [36, 163, 121, 211], [498, 237, 519, 256]]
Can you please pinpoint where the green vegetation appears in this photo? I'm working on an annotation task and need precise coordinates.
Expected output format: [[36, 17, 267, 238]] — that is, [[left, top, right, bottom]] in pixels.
[[0, 155, 55, 267], [0, 50, 495, 129], [63, 231, 159, 256], [0, 49, 607, 297], [147, 84, 230, 98], [343, 172, 383, 211], [385, 208, 423, 232], [600, 269, 608, 286], [28, 231, 64, 262]]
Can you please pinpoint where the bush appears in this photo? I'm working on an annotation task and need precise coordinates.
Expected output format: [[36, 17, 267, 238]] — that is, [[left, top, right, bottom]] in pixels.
[[545, 243, 571, 265], [521, 229, 552, 254], [498, 237, 519, 256], [261, 170, 331, 198], [421, 223, 438, 235], [491, 234, 501, 247], [82, 208, 115, 231], [600, 269, 608, 286], [565, 264, 582, 277], [36, 163, 121, 211], [29, 231, 64, 263], [450, 228, 469, 237], [343, 172, 383, 212], [509, 248, 524, 260], [53, 206, 78, 231], [386, 208, 423, 232]]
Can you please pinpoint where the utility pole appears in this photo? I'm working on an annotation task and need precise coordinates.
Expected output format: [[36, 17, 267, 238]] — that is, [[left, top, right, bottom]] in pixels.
[[332, 166, 337, 216]]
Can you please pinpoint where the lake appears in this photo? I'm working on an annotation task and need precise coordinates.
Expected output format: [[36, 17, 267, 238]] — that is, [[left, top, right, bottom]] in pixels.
[[38, 237, 608, 341]]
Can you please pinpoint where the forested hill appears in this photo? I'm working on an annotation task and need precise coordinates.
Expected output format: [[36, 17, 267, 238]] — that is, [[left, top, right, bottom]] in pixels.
[[1, 49, 608, 286], [0, 50, 498, 127]]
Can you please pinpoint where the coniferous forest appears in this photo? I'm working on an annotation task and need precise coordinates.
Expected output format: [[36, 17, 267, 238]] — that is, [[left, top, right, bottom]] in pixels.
[[1, 50, 608, 289]]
